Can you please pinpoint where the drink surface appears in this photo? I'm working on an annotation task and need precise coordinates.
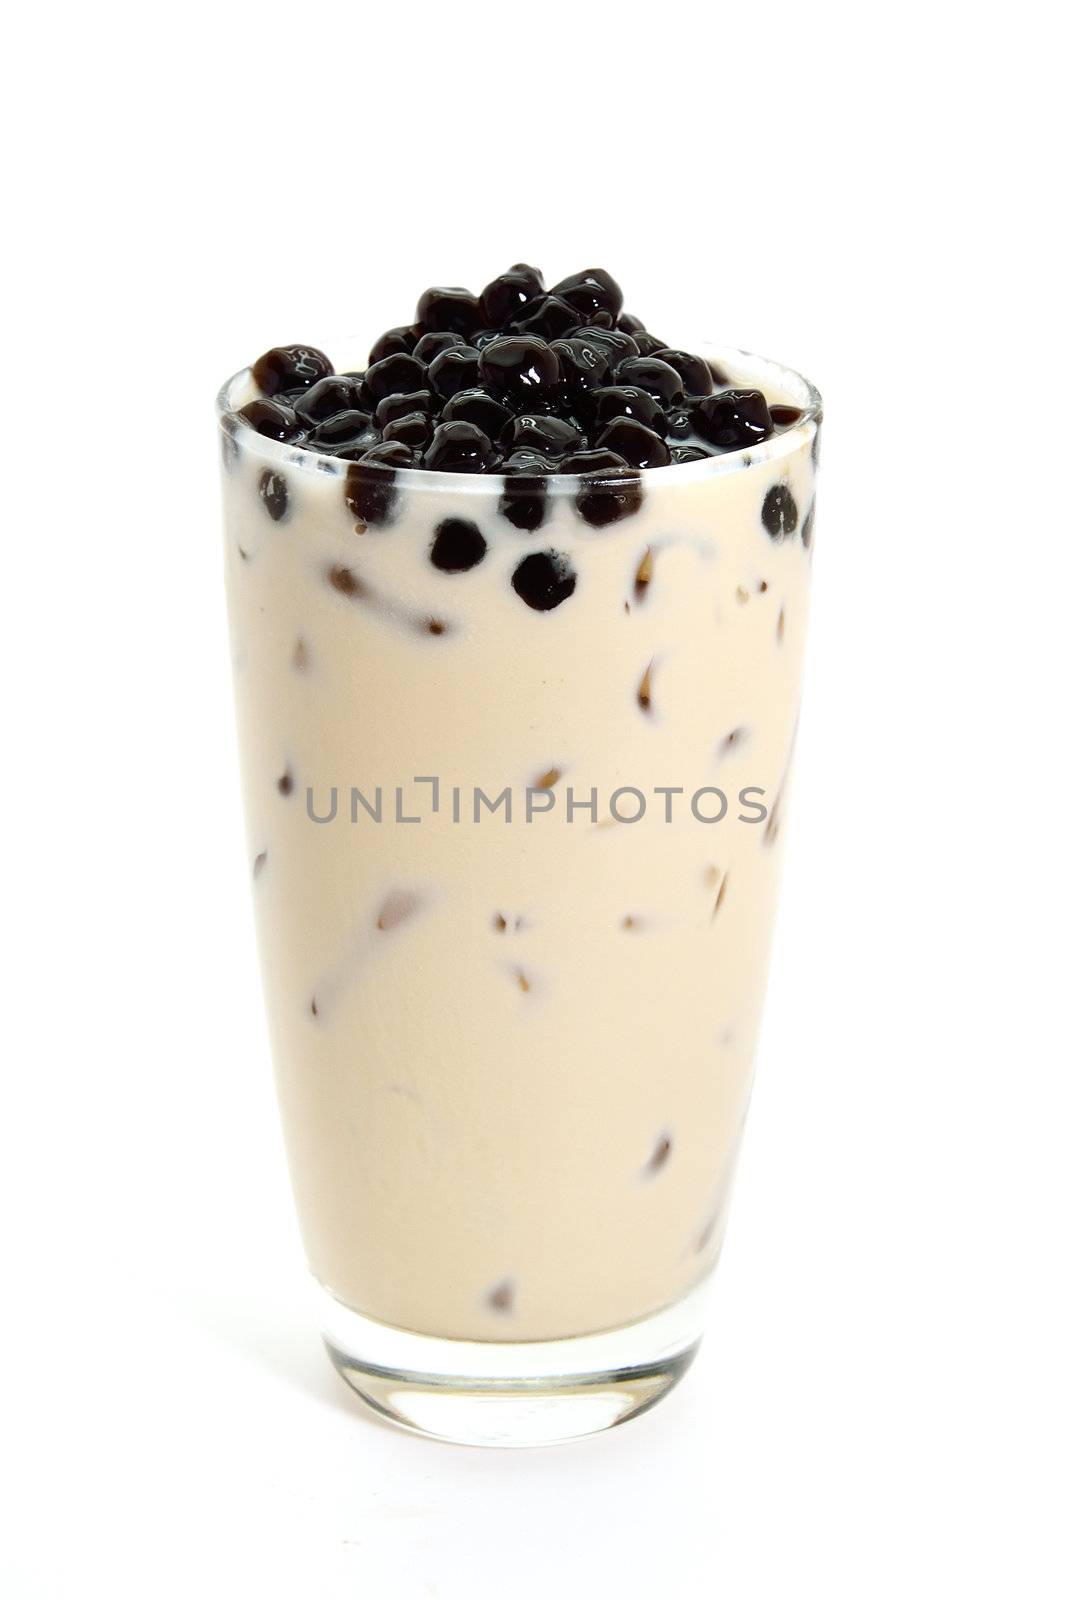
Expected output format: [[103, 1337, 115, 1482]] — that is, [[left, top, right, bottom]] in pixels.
[[222, 342, 818, 1342]]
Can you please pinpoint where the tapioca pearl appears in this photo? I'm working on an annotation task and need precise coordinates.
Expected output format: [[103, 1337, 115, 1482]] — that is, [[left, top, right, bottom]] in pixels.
[[614, 356, 685, 407], [344, 461, 399, 527], [257, 468, 288, 522], [412, 331, 466, 364], [511, 550, 577, 611], [375, 389, 432, 428], [802, 497, 816, 550], [308, 408, 374, 451], [618, 312, 645, 334], [502, 413, 585, 458], [478, 336, 561, 408], [761, 483, 799, 539], [427, 345, 482, 401], [587, 385, 667, 438], [416, 286, 482, 337], [368, 326, 417, 364], [655, 348, 713, 396], [575, 467, 642, 527], [551, 266, 623, 321], [382, 411, 433, 450], [500, 472, 550, 527], [424, 420, 500, 473], [364, 352, 427, 404], [486, 1280, 515, 1314], [252, 344, 332, 396], [294, 376, 362, 426], [479, 263, 545, 326], [643, 1133, 672, 1176], [236, 397, 304, 443], [691, 389, 773, 450], [512, 295, 579, 341], [769, 403, 803, 429], [277, 768, 294, 796], [430, 518, 487, 573], [596, 417, 671, 469], [441, 387, 513, 437], [670, 444, 710, 463]]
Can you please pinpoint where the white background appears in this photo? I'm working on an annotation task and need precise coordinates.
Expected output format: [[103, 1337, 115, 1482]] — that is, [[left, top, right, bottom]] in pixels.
[[4, 3, 1063, 1596]]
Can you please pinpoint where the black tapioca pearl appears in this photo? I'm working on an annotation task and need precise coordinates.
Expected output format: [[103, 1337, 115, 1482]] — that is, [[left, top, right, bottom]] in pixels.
[[511, 549, 577, 611], [278, 768, 294, 796], [499, 472, 550, 532], [328, 563, 363, 597], [236, 398, 304, 443], [252, 345, 332, 396], [363, 352, 427, 403], [383, 411, 433, 449], [430, 518, 487, 573], [801, 497, 816, 550], [501, 413, 585, 459], [550, 337, 610, 405], [571, 325, 640, 374], [257, 468, 289, 522], [670, 444, 710, 463], [588, 385, 667, 438], [558, 448, 628, 474], [761, 483, 800, 539], [415, 286, 481, 337], [770, 404, 803, 428], [551, 267, 624, 321], [478, 336, 561, 408], [441, 387, 512, 436], [512, 295, 580, 341], [368, 326, 416, 365], [691, 389, 774, 451], [597, 416, 671, 469], [412, 330, 466, 365], [618, 312, 645, 334], [655, 349, 713, 397], [360, 440, 416, 468], [375, 389, 432, 428], [643, 1133, 672, 1176], [424, 420, 500, 473], [294, 376, 362, 426], [614, 356, 685, 407], [308, 408, 374, 453], [479, 263, 544, 326], [427, 344, 482, 401], [575, 467, 643, 527], [632, 330, 668, 355]]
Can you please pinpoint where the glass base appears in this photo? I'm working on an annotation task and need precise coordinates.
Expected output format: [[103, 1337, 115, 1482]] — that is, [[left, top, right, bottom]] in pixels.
[[318, 1279, 709, 1447]]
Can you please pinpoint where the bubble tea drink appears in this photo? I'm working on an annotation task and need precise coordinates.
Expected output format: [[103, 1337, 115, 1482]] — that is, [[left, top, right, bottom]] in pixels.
[[219, 267, 820, 1445]]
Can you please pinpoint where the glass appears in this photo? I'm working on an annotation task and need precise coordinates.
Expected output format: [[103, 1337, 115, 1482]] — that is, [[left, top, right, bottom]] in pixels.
[[218, 339, 820, 1446]]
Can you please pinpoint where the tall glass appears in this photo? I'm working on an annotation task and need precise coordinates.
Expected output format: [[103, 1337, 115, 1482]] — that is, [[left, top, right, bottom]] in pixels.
[[219, 341, 820, 1446]]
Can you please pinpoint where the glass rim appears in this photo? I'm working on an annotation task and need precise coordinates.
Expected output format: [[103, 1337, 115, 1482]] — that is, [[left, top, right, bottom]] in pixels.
[[216, 338, 822, 493]]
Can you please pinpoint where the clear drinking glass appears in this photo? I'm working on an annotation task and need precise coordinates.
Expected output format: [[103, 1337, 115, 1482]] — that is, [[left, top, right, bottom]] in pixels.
[[219, 339, 820, 1446]]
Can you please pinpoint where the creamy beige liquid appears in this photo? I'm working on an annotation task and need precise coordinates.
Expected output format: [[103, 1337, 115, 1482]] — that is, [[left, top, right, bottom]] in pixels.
[[222, 342, 817, 1342]]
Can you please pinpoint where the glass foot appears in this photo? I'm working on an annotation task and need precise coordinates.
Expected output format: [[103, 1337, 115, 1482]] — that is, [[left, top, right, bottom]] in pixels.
[[318, 1280, 708, 1447]]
